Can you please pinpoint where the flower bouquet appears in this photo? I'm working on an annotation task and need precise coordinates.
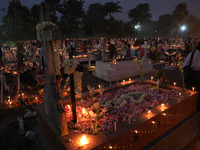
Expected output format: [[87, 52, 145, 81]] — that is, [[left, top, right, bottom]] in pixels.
[[160, 76, 169, 88]]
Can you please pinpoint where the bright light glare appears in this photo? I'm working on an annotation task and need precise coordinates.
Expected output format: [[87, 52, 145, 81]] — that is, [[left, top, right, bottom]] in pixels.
[[79, 135, 89, 146], [180, 25, 186, 31]]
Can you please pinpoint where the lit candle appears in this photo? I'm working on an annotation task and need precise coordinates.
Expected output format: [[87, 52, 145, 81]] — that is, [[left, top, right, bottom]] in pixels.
[[79, 135, 89, 147], [8, 96, 10, 100], [192, 87, 195, 91], [148, 110, 151, 114], [98, 85, 101, 88], [151, 121, 156, 124], [123, 80, 125, 83], [67, 105, 70, 109], [35, 97, 38, 100], [173, 82, 176, 86], [129, 78, 131, 81], [179, 93, 181, 97], [151, 76, 153, 81], [22, 93, 24, 97], [82, 108, 86, 115]]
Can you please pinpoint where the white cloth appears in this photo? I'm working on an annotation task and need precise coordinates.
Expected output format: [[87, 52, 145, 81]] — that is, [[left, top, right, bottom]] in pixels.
[[184, 50, 200, 71]]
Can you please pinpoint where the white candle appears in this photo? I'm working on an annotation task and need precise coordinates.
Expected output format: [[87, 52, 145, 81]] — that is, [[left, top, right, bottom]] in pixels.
[[151, 76, 153, 81], [129, 78, 131, 81], [179, 93, 181, 97], [192, 87, 195, 91], [173, 82, 176, 86]]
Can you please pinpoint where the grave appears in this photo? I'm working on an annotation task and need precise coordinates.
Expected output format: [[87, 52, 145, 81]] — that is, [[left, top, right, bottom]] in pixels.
[[93, 58, 154, 82]]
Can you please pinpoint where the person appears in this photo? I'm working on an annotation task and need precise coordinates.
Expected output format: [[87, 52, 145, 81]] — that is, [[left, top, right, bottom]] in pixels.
[[108, 41, 116, 59], [139, 41, 144, 58], [157, 40, 163, 61], [125, 44, 131, 57], [184, 42, 200, 110], [150, 44, 157, 61], [16, 43, 24, 72], [81, 40, 87, 54]]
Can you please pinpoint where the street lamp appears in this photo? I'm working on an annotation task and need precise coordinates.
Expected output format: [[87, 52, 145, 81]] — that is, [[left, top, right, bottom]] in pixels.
[[180, 25, 186, 38]]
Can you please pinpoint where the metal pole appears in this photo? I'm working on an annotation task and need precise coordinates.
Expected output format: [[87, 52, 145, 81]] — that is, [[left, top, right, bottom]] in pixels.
[[17, 73, 20, 93], [69, 46, 77, 123]]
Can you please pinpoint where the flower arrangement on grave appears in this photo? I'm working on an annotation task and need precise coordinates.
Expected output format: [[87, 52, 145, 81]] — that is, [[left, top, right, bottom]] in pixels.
[[160, 76, 169, 88], [178, 61, 185, 91], [77, 84, 104, 135], [65, 84, 179, 134], [134, 58, 144, 81], [155, 70, 164, 80]]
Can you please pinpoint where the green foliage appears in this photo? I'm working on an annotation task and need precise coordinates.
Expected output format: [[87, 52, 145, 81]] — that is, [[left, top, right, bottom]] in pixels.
[[103, 1, 122, 18], [128, 3, 152, 24], [58, 0, 85, 38]]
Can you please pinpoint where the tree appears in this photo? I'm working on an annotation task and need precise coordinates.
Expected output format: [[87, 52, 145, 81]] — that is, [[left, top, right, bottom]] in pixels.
[[186, 15, 200, 37], [172, 3, 189, 26], [157, 14, 174, 37], [28, 4, 40, 40], [58, 0, 85, 38], [103, 1, 122, 19], [128, 3, 152, 24], [44, 0, 61, 23], [82, 3, 106, 36], [2, 0, 30, 41]]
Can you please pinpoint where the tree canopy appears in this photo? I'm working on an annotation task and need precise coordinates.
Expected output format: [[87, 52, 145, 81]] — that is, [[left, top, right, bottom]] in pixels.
[[0, 1, 200, 40]]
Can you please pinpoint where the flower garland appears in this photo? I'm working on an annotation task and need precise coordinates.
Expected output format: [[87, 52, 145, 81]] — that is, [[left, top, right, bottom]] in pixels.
[[63, 58, 78, 75], [104, 92, 146, 109], [36, 21, 56, 31]]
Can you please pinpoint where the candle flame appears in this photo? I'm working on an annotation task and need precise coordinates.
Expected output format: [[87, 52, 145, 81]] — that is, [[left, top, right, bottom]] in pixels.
[[82, 108, 86, 114], [79, 135, 89, 146], [67, 105, 70, 109], [192, 87, 195, 91], [174, 82, 176, 86]]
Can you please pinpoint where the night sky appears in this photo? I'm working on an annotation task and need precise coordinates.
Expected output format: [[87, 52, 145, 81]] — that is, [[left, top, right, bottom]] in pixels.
[[0, 0, 200, 22]]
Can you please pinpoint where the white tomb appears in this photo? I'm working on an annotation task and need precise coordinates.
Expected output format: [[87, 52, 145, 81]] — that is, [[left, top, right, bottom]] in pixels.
[[92, 58, 154, 82]]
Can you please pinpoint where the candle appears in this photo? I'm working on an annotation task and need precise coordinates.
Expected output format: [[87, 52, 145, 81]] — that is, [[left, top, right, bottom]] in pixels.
[[179, 93, 181, 97], [129, 78, 131, 81], [151, 76, 153, 81], [148, 110, 151, 114], [82, 108, 86, 115], [35, 97, 38, 100], [192, 87, 195, 91], [98, 85, 101, 88], [173, 82, 176, 86], [79, 135, 89, 147], [123, 80, 125, 83], [22, 93, 24, 97]]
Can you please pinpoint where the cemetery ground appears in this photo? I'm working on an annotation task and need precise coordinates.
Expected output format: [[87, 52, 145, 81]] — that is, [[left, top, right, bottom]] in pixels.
[[0, 63, 199, 150]]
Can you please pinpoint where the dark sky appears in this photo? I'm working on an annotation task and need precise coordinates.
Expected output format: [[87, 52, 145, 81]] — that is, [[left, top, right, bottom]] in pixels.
[[0, 0, 200, 22]]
